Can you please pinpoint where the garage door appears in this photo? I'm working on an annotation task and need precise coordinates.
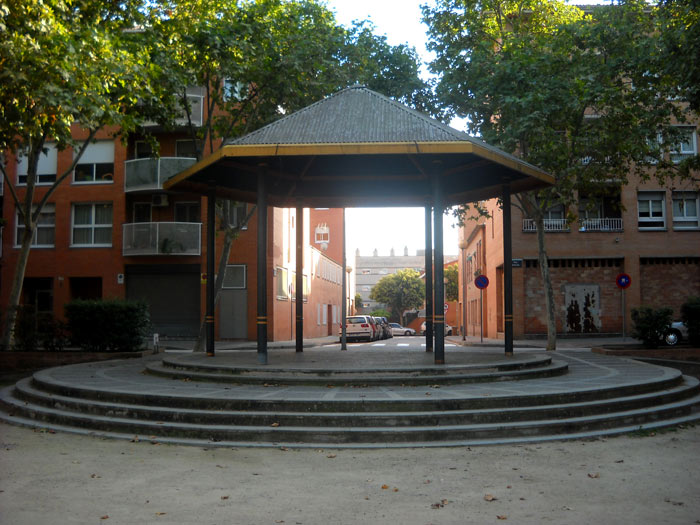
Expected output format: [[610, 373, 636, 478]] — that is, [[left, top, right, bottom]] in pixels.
[[125, 264, 200, 337]]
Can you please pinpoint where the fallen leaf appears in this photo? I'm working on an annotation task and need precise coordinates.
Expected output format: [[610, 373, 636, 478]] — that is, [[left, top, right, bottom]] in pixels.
[[393, 488, 399, 492], [588, 473, 600, 479], [381, 484, 389, 490], [91, 474, 101, 479], [497, 515, 508, 520], [431, 502, 444, 509], [327, 454, 337, 459], [279, 447, 289, 451], [271, 422, 280, 427], [221, 496, 229, 500], [100, 516, 109, 520], [615, 460, 624, 463], [484, 494, 498, 502], [155, 512, 167, 516], [441, 499, 449, 505]]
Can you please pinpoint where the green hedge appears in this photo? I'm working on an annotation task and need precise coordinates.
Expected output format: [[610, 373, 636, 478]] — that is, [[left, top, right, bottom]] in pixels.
[[631, 306, 673, 349], [681, 296, 700, 345], [65, 299, 150, 352]]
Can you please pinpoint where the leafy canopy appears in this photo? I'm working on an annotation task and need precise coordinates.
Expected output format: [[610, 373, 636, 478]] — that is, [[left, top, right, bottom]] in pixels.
[[369, 269, 425, 321]]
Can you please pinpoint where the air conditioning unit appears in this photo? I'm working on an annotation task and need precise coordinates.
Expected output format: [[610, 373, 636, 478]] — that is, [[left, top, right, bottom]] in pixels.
[[152, 194, 169, 207]]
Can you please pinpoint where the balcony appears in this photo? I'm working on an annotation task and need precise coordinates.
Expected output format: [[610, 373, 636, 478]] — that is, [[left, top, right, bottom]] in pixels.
[[123, 222, 201, 256], [124, 157, 196, 192], [578, 218, 623, 232], [522, 218, 570, 232]]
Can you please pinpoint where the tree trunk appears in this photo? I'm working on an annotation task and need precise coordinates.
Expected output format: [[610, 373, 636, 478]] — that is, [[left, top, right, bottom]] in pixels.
[[1, 229, 36, 350], [535, 214, 557, 351]]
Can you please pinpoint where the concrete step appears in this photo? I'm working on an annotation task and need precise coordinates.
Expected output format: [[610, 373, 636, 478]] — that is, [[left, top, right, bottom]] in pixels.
[[2, 384, 699, 445], [8, 376, 700, 428], [145, 357, 569, 385]]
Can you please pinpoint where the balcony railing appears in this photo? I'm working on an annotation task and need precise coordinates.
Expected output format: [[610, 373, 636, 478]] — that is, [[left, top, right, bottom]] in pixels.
[[522, 218, 570, 232], [123, 222, 201, 256], [578, 217, 623, 232], [124, 157, 196, 192]]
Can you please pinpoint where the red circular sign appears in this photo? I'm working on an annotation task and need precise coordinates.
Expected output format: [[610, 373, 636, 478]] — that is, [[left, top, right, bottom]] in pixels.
[[616, 273, 631, 289], [475, 275, 489, 289]]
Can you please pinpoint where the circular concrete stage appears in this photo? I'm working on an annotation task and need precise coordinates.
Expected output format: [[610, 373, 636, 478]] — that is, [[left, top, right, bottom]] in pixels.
[[1, 346, 699, 448]]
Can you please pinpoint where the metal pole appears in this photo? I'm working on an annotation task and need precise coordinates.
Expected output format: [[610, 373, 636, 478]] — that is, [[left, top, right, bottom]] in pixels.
[[502, 184, 513, 356], [459, 241, 467, 341], [622, 289, 626, 340], [480, 288, 484, 343], [341, 208, 348, 350], [433, 176, 445, 364], [257, 167, 268, 364], [205, 182, 216, 357], [424, 205, 433, 352], [296, 203, 304, 352]]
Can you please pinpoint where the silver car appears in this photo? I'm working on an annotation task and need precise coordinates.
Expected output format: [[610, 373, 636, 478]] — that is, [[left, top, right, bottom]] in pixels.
[[389, 323, 416, 336], [665, 321, 688, 346]]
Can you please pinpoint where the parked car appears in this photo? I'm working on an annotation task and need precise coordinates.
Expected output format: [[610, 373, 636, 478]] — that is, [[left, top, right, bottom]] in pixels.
[[420, 321, 453, 336], [390, 323, 416, 336], [665, 321, 689, 346], [340, 315, 375, 342], [374, 317, 393, 340]]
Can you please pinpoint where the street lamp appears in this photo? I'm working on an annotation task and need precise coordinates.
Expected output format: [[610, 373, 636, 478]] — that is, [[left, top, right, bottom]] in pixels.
[[458, 239, 468, 341]]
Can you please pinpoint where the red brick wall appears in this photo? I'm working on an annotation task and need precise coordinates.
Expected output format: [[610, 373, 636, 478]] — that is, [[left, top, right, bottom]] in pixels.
[[640, 259, 700, 317], [523, 260, 625, 334]]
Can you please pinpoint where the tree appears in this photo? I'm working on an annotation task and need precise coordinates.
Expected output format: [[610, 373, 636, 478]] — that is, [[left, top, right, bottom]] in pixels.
[[444, 264, 459, 302], [424, 0, 694, 350], [0, 0, 159, 349], [370, 269, 425, 323]]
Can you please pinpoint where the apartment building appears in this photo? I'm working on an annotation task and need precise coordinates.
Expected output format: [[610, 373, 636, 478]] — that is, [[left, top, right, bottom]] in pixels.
[[457, 127, 700, 339], [1, 112, 345, 342]]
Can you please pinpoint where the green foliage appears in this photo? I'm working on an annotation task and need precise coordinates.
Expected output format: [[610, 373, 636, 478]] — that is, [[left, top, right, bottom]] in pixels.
[[631, 306, 673, 349], [681, 297, 700, 345], [354, 293, 363, 307], [12, 306, 39, 352], [371, 309, 392, 320], [369, 269, 425, 322], [444, 264, 459, 302], [65, 299, 150, 352]]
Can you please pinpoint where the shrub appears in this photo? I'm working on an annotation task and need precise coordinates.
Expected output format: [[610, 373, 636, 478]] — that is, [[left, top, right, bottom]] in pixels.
[[65, 299, 150, 352], [38, 313, 68, 352], [631, 306, 673, 348], [13, 306, 39, 352], [681, 296, 700, 345]]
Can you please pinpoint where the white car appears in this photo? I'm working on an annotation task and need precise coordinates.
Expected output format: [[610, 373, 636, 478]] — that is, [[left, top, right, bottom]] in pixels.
[[665, 321, 689, 346], [389, 323, 415, 336], [419, 321, 453, 336], [339, 315, 376, 342]]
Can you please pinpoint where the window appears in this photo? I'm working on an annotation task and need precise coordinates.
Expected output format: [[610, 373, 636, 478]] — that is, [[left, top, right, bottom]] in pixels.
[[175, 139, 202, 159], [15, 204, 55, 247], [74, 141, 114, 183], [135, 141, 154, 159], [174, 202, 200, 222], [17, 144, 57, 185], [72, 203, 113, 246], [670, 127, 698, 163], [638, 192, 666, 230], [276, 267, 288, 300], [223, 265, 246, 289], [224, 201, 248, 229], [672, 191, 699, 230], [133, 202, 152, 223], [315, 223, 329, 243]]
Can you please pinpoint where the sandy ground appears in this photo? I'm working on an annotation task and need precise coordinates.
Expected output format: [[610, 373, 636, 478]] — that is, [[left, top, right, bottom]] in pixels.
[[1, 423, 699, 525]]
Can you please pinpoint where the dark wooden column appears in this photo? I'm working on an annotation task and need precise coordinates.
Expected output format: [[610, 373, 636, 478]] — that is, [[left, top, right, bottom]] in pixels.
[[433, 176, 445, 364], [424, 205, 433, 353], [257, 168, 268, 364], [503, 184, 514, 356], [205, 182, 216, 357], [296, 203, 304, 352]]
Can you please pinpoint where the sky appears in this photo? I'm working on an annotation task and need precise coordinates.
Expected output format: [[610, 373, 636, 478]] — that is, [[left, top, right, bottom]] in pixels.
[[324, 0, 462, 258]]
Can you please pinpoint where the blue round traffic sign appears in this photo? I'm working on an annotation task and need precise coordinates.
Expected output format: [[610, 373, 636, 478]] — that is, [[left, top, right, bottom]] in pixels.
[[616, 273, 631, 289], [475, 275, 489, 289]]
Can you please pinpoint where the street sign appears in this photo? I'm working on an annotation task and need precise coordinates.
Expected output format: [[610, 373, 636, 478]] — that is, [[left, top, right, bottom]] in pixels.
[[475, 275, 489, 289], [616, 273, 631, 289]]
